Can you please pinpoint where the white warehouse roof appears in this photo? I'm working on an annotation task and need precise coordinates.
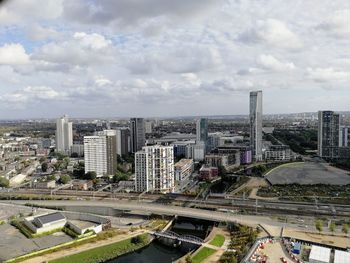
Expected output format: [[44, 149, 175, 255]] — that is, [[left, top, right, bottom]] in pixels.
[[309, 245, 331, 263], [334, 250, 350, 263]]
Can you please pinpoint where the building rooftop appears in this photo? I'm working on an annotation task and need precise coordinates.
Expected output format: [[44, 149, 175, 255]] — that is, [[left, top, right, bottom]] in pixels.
[[35, 212, 66, 225], [334, 250, 350, 263], [174, 159, 193, 168], [309, 245, 331, 263]]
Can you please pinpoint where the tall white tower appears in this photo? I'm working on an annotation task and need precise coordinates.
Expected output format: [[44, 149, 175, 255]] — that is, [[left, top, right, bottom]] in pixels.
[[250, 91, 263, 161], [135, 145, 174, 193], [55, 115, 73, 154]]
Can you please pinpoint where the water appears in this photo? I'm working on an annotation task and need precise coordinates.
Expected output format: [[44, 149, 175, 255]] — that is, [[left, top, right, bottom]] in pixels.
[[107, 242, 185, 263]]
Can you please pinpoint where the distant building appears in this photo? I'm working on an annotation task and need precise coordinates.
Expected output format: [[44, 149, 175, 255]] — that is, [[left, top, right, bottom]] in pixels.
[[172, 140, 195, 158], [196, 118, 208, 150], [116, 128, 129, 156], [186, 142, 205, 161], [135, 145, 174, 193], [174, 159, 194, 181], [250, 91, 263, 161], [34, 180, 56, 189], [205, 152, 240, 169], [318, 111, 340, 160], [145, 121, 153, 134], [339, 126, 350, 147], [199, 166, 218, 181], [55, 115, 73, 154], [264, 145, 291, 161], [72, 179, 93, 191], [130, 118, 145, 153], [84, 133, 117, 177], [70, 144, 84, 157]]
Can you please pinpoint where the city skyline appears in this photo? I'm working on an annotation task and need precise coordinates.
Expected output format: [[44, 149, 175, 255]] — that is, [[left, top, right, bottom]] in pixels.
[[0, 1, 350, 118]]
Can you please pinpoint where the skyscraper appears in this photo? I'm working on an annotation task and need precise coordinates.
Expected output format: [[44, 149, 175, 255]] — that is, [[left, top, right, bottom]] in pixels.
[[116, 128, 130, 156], [135, 145, 174, 193], [339, 126, 350, 147], [249, 91, 263, 161], [196, 118, 208, 143], [55, 115, 73, 154], [130, 118, 145, 153], [318, 111, 340, 160], [84, 133, 117, 177]]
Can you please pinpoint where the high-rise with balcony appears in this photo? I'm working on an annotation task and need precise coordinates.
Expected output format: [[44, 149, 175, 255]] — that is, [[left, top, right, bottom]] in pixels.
[[84, 133, 117, 177], [318, 111, 340, 160], [135, 145, 174, 193], [130, 118, 145, 153], [55, 115, 73, 154], [249, 91, 263, 161]]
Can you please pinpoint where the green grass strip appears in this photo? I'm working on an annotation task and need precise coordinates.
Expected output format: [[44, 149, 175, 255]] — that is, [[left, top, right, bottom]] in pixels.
[[209, 234, 225, 247], [192, 247, 217, 263], [50, 234, 150, 263]]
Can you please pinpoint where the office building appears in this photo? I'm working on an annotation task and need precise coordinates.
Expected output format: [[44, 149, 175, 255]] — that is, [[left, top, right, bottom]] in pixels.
[[135, 145, 174, 193], [196, 118, 208, 151], [264, 145, 291, 161], [55, 115, 73, 154], [186, 141, 205, 161], [130, 118, 145, 153], [174, 159, 194, 181], [318, 111, 340, 160], [116, 128, 130, 156], [145, 121, 153, 134], [84, 134, 117, 177], [250, 91, 263, 161], [339, 126, 350, 147]]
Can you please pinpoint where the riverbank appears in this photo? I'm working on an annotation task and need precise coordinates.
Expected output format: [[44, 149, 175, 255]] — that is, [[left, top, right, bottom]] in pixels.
[[50, 233, 151, 263], [20, 230, 149, 263]]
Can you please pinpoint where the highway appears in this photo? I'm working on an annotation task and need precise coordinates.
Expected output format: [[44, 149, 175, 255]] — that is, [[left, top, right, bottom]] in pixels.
[[2, 188, 350, 217]]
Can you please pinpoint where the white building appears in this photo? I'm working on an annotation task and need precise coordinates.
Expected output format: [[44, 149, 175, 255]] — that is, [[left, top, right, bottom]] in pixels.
[[55, 115, 73, 154], [145, 121, 153, 134], [334, 250, 350, 263], [84, 134, 117, 177], [174, 159, 194, 181], [250, 91, 263, 161], [264, 145, 291, 161], [309, 245, 331, 263], [339, 126, 350, 147], [135, 145, 174, 193], [186, 142, 205, 161]]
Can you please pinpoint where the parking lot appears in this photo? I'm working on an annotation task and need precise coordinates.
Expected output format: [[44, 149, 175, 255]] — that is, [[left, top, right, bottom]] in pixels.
[[266, 162, 350, 185]]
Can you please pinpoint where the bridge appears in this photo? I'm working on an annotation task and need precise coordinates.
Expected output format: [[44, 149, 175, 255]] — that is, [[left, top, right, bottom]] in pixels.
[[152, 230, 204, 246]]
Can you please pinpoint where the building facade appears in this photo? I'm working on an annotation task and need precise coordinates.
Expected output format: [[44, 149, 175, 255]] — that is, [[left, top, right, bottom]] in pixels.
[[249, 91, 263, 161], [130, 118, 145, 153], [318, 111, 340, 160], [174, 159, 194, 181], [55, 115, 73, 154], [339, 126, 350, 147], [116, 128, 130, 156], [196, 118, 208, 149], [84, 134, 117, 177], [135, 145, 174, 193]]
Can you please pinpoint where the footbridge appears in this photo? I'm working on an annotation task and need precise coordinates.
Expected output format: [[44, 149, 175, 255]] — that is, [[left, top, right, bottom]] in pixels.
[[152, 230, 204, 246]]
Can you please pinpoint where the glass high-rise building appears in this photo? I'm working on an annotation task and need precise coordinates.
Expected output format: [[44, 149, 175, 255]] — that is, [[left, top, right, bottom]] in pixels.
[[130, 118, 145, 153], [249, 91, 263, 161], [318, 111, 340, 160]]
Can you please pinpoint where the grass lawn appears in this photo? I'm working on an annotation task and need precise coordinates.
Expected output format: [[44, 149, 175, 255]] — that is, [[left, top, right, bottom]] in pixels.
[[49, 234, 149, 263], [191, 247, 217, 263], [209, 234, 225, 247]]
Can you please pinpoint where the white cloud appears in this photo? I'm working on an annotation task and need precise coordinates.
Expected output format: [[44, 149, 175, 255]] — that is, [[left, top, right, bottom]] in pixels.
[[307, 67, 350, 83], [0, 44, 30, 65], [73, 32, 112, 50], [316, 9, 350, 37], [257, 54, 295, 71], [240, 19, 303, 50]]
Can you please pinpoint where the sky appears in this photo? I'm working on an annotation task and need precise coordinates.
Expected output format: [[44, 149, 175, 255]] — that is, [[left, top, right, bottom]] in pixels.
[[0, 0, 350, 118]]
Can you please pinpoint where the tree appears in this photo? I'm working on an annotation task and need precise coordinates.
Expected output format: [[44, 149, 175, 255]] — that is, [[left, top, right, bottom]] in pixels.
[[73, 162, 85, 178], [41, 162, 48, 172], [329, 221, 336, 234], [70, 152, 79, 158], [60, 175, 71, 184], [342, 224, 349, 235], [0, 177, 9, 188], [315, 220, 323, 233], [85, 171, 97, 180], [185, 255, 193, 263]]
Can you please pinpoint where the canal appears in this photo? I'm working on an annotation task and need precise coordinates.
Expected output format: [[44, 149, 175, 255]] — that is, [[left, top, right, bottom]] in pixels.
[[107, 217, 215, 263]]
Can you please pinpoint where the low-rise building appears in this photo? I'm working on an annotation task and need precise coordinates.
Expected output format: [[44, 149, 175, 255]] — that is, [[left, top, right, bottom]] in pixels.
[[174, 159, 194, 181], [309, 245, 331, 263], [72, 179, 93, 191], [24, 212, 67, 234], [334, 250, 350, 263], [205, 152, 240, 169], [198, 166, 218, 181], [264, 145, 291, 161], [34, 180, 56, 189]]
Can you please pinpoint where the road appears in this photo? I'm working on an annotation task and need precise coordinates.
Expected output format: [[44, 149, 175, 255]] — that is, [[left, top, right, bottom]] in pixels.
[[4, 188, 350, 217]]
